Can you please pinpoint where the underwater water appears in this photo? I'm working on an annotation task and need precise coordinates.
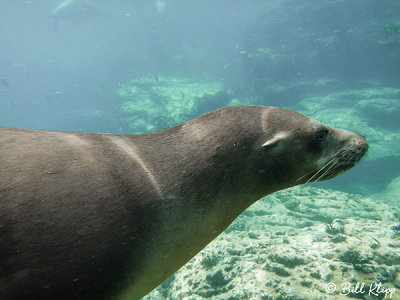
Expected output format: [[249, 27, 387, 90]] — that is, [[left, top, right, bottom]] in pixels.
[[0, 0, 399, 299]]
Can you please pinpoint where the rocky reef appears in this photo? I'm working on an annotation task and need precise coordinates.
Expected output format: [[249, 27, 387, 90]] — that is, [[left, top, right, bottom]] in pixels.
[[116, 78, 399, 299], [117, 76, 236, 133], [297, 87, 400, 161], [144, 186, 400, 300]]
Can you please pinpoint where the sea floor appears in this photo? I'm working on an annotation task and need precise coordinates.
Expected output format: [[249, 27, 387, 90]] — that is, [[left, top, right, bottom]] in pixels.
[[144, 185, 400, 300]]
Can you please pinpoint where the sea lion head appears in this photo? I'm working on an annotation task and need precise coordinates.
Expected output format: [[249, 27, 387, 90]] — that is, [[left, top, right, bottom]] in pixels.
[[251, 107, 368, 192]]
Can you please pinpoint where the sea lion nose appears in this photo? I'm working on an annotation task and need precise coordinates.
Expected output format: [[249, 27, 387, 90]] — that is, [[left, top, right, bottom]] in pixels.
[[355, 134, 368, 149], [357, 133, 367, 142], [352, 134, 369, 157], [336, 129, 368, 150]]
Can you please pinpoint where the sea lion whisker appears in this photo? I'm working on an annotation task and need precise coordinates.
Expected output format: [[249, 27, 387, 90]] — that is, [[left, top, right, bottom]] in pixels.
[[353, 148, 364, 161], [305, 158, 335, 184], [305, 163, 331, 184], [342, 147, 364, 163], [348, 150, 361, 162], [296, 172, 313, 183], [313, 163, 337, 183]]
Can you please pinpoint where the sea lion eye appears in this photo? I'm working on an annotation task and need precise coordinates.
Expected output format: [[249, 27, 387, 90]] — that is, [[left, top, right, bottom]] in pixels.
[[316, 129, 328, 142]]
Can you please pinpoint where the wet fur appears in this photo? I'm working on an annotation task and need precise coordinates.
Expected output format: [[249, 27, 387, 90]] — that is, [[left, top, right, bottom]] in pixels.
[[0, 106, 367, 299]]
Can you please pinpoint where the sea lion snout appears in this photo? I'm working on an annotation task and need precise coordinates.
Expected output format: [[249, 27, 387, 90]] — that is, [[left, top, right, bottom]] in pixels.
[[353, 134, 369, 157], [353, 133, 368, 151], [335, 129, 369, 160], [334, 128, 368, 146], [309, 127, 368, 182]]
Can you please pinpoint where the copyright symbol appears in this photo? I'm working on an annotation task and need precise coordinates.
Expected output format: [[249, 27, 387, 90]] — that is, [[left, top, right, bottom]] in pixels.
[[326, 282, 336, 294]]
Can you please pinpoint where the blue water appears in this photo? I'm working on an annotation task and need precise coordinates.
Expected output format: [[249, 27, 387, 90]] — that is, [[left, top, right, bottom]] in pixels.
[[0, 1, 398, 127], [1, 0, 398, 194], [1, 0, 399, 299]]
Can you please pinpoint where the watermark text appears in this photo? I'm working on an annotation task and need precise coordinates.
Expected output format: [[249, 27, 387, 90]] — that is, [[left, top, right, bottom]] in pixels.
[[325, 282, 396, 298]]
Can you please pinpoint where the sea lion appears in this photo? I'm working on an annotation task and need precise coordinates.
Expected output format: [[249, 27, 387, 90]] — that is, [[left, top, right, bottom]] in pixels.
[[51, 0, 104, 32], [0, 105, 368, 300]]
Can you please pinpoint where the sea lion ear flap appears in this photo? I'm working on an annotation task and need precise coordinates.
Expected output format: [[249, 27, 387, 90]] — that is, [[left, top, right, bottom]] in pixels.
[[262, 132, 289, 148]]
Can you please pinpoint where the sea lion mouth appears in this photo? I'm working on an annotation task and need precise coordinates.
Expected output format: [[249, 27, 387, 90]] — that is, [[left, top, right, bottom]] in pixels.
[[306, 143, 368, 183]]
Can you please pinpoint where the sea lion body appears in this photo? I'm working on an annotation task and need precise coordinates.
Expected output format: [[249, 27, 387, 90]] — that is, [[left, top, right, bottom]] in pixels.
[[51, 0, 104, 32], [0, 106, 368, 299]]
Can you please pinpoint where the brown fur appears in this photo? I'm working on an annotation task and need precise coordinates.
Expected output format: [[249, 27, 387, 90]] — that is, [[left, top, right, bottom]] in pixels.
[[0, 106, 367, 299]]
